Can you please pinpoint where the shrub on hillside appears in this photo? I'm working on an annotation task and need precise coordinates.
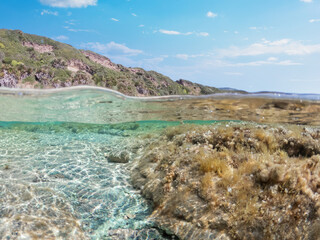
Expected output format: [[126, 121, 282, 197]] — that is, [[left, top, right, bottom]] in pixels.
[[51, 58, 67, 69], [53, 68, 71, 82], [11, 60, 24, 66], [2, 57, 12, 64], [23, 75, 35, 83], [0, 52, 5, 62]]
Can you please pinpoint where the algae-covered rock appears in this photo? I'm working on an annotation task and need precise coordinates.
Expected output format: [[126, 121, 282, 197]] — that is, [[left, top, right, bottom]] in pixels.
[[132, 122, 320, 239], [106, 151, 130, 163]]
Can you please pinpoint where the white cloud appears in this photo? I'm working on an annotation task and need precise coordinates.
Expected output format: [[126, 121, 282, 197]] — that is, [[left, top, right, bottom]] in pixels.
[[224, 72, 243, 76], [176, 54, 189, 60], [159, 29, 184, 35], [249, 26, 269, 31], [159, 29, 208, 37], [231, 59, 301, 67], [143, 57, 165, 66], [218, 39, 320, 58], [64, 26, 92, 32], [39, 0, 97, 8], [276, 60, 302, 66], [175, 53, 206, 60], [193, 57, 301, 68], [207, 11, 218, 18], [149, 56, 303, 83], [82, 42, 143, 56], [111, 18, 119, 22], [55, 35, 69, 41], [65, 20, 76, 25], [176, 52, 282, 66], [132, 13, 137, 17], [108, 55, 166, 70], [267, 57, 278, 61], [268, 39, 290, 45], [300, 0, 312, 2], [309, 19, 320, 23], [41, 10, 58, 16], [198, 32, 209, 37], [290, 78, 319, 83], [68, 29, 91, 32], [139, 24, 144, 27]]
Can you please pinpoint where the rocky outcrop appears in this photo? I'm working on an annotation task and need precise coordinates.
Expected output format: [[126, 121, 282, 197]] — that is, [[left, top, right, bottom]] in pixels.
[[106, 151, 130, 163], [136, 86, 149, 95], [67, 59, 92, 74], [51, 58, 67, 69], [0, 70, 17, 87], [22, 42, 54, 53], [131, 146, 222, 239], [176, 79, 201, 95], [35, 69, 54, 85], [81, 50, 120, 71], [71, 71, 92, 86], [128, 68, 144, 75]]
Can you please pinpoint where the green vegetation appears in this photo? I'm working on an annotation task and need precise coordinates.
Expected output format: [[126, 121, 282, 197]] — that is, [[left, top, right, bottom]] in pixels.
[[53, 68, 71, 82], [22, 75, 35, 83], [2, 57, 12, 64], [0, 29, 236, 96], [10, 60, 23, 66]]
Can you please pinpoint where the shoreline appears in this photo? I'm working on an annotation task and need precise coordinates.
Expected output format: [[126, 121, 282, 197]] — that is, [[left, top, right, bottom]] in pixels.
[[1, 85, 320, 101]]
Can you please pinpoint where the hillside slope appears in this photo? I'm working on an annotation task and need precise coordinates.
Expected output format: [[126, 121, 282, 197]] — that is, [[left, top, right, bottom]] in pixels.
[[0, 29, 228, 96]]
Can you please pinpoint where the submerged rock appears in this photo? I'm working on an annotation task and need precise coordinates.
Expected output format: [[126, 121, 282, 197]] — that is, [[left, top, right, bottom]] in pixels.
[[131, 122, 320, 239], [106, 151, 130, 163]]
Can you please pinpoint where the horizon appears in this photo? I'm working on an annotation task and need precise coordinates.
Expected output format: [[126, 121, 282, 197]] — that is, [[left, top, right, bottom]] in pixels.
[[1, 0, 320, 94]]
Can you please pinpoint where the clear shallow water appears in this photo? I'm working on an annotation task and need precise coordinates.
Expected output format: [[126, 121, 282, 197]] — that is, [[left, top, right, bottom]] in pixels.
[[1, 86, 320, 125], [0, 121, 173, 239], [0, 87, 320, 239]]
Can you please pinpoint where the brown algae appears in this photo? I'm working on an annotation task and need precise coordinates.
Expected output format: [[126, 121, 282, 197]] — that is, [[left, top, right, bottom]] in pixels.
[[132, 122, 320, 239]]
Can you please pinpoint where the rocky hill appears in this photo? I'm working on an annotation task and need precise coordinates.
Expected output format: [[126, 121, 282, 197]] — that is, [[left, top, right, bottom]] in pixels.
[[0, 29, 228, 96]]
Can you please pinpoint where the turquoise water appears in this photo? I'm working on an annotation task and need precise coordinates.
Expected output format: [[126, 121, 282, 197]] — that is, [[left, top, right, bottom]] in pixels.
[[1, 87, 320, 125], [0, 121, 178, 239], [0, 87, 320, 239]]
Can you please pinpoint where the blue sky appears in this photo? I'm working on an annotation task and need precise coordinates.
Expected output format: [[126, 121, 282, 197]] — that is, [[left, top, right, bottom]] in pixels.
[[1, 0, 320, 93]]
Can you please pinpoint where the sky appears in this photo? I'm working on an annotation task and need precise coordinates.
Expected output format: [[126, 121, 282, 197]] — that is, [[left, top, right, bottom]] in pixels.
[[1, 0, 320, 93]]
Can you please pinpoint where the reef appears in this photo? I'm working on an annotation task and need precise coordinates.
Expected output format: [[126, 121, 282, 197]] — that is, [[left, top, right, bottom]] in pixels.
[[131, 122, 320, 239]]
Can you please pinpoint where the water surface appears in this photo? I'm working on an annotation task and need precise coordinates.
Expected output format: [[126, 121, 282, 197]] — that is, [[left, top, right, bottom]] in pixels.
[[1, 86, 320, 125]]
